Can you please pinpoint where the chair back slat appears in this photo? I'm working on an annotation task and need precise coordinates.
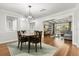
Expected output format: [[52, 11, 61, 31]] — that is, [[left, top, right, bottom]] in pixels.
[[17, 31, 22, 40], [21, 30, 26, 34], [34, 31, 42, 40]]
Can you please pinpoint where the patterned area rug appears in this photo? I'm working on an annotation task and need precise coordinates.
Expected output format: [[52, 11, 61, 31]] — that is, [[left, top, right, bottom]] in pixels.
[[7, 42, 57, 56]]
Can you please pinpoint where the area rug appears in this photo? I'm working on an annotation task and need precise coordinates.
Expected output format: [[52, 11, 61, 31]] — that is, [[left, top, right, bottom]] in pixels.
[[7, 42, 57, 56]]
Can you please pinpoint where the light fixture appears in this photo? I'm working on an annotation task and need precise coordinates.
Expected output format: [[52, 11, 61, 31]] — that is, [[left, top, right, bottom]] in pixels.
[[27, 5, 34, 23], [40, 9, 46, 12]]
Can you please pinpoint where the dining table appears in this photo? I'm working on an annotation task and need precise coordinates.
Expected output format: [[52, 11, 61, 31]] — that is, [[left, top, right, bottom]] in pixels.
[[22, 33, 36, 53]]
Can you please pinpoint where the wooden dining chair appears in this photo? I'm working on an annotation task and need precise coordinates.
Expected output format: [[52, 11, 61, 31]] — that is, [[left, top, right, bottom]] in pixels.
[[31, 31, 42, 52], [17, 31, 28, 50], [21, 30, 26, 34]]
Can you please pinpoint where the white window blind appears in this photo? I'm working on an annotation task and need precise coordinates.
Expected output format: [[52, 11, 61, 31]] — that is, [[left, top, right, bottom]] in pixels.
[[6, 16, 18, 31]]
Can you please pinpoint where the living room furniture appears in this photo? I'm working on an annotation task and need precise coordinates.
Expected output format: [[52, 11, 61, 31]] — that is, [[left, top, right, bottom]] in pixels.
[[64, 30, 72, 40]]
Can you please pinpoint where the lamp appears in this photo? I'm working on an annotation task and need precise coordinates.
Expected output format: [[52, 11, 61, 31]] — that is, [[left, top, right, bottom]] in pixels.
[[27, 5, 34, 23]]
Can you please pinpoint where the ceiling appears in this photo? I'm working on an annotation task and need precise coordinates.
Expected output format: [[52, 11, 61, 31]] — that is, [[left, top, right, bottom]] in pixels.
[[0, 3, 77, 18], [44, 16, 72, 24]]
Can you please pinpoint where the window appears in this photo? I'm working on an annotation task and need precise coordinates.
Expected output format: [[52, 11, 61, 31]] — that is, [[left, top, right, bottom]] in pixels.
[[20, 18, 26, 30], [30, 22, 35, 30], [6, 16, 18, 31], [55, 23, 70, 34]]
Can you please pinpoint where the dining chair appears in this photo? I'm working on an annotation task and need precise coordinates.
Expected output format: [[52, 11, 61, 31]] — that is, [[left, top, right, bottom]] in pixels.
[[21, 30, 26, 34], [31, 31, 42, 52], [17, 31, 28, 50]]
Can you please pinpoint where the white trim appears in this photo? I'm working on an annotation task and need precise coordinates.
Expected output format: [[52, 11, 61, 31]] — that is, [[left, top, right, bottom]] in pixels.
[[0, 39, 18, 44], [77, 45, 79, 48]]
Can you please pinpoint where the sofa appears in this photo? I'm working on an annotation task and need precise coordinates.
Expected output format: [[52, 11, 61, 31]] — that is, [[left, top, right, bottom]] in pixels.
[[64, 30, 72, 40]]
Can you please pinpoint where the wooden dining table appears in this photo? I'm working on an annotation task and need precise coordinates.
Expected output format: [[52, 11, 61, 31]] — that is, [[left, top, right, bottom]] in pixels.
[[22, 33, 36, 53]]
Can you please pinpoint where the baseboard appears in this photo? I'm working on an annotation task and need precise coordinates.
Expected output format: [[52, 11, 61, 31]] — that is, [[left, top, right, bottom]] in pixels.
[[72, 43, 78, 48], [0, 40, 18, 45], [71, 43, 79, 48], [76, 45, 79, 48]]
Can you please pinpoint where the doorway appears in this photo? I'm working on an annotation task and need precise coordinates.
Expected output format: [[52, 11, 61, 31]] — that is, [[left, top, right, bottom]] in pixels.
[[43, 16, 72, 44]]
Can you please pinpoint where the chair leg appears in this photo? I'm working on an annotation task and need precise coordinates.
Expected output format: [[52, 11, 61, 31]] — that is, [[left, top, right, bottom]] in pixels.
[[18, 41, 20, 48], [40, 42, 42, 49], [20, 42, 22, 50], [28, 41, 30, 53], [25, 42, 26, 45], [35, 43, 37, 52]]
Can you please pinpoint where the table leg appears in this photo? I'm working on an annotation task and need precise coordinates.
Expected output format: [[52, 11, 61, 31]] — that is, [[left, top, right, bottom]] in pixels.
[[28, 38, 30, 53]]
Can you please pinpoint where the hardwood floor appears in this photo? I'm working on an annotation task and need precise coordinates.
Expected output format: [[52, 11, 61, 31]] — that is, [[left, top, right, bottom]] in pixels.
[[0, 35, 79, 56], [0, 44, 10, 56], [44, 35, 79, 56]]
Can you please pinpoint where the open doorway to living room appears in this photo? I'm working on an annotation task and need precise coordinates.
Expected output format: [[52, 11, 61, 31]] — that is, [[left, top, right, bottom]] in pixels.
[[43, 16, 72, 46]]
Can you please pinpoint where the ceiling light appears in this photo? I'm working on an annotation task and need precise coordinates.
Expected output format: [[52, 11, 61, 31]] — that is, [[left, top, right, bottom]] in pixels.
[[40, 9, 46, 12], [27, 5, 34, 23]]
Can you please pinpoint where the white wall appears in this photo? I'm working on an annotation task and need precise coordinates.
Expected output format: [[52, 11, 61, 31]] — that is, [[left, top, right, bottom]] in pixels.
[[0, 9, 25, 44], [73, 4, 79, 47]]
